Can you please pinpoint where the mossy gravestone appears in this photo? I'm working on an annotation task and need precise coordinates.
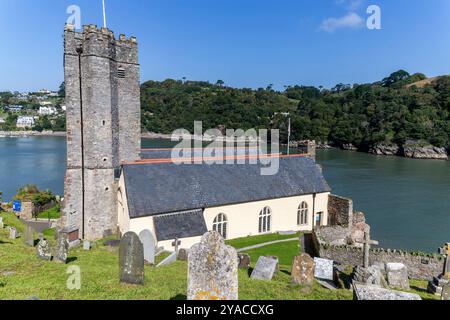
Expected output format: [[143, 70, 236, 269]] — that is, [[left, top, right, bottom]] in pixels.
[[36, 237, 52, 261], [54, 233, 69, 264], [188, 231, 238, 300], [119, 232, 144, 285]]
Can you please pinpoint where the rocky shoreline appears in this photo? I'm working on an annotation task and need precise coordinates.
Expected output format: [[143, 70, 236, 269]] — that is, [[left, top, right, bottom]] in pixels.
[[316, 141, 449, 161]]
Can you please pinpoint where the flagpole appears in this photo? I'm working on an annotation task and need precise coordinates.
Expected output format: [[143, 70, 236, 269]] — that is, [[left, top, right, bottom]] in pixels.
[[102, 0, 107, 28]]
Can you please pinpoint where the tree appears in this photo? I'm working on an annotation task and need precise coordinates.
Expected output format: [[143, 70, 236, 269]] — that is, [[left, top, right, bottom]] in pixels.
[[382, 70, 410, 87], [58, 82, 65, 98], [216, 80, 225, 87]]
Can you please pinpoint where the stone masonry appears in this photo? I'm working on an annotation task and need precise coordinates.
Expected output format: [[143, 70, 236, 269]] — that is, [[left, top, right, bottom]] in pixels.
[[62, 24, 141, 241]]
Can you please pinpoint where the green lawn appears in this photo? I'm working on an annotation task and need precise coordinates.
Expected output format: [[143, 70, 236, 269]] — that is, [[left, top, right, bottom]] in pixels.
[[225, 232, 300, 249], [0, 213, 436, 300], [37, 206, 61, 220]]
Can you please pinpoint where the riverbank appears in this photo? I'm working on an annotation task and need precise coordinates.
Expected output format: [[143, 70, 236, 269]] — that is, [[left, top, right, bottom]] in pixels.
[[0, 131, 66, 137], [316, 142, 449, 161]]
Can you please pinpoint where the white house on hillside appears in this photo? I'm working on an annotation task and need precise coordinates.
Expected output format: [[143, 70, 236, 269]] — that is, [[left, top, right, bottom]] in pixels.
[[39, 106, 57, 115], [16, 116, 35, 128]]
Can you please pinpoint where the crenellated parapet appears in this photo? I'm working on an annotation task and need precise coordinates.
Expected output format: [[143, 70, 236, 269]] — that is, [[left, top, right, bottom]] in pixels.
[[64, 23, 138, 64]]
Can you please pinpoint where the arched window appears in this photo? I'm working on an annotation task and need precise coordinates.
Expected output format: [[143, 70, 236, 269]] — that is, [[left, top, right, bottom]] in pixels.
[[213, 213, 228, 239], [298, 202, 308, 225], [259, 207, 272, 233]]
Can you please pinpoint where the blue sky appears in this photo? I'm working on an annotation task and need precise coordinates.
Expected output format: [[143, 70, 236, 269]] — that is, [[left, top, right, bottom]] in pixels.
[[0, 0, 449, 91]]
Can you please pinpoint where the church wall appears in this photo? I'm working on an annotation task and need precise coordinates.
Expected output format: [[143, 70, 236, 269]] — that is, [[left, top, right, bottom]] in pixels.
[[122, 190, 330, 251], [204, 192, 330, 239]]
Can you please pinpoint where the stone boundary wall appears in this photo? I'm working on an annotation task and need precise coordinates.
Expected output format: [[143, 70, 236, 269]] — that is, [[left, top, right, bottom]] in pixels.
[[327, 194, 353, 228], [315, 242, 444, 280]]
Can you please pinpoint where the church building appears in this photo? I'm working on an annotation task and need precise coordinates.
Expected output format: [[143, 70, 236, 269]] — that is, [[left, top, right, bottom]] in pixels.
[[62, 24, 332, 249]]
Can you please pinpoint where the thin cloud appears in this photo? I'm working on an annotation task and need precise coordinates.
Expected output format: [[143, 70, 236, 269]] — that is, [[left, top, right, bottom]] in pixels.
[[335, 0, 364, 11], [319, 12, 364, 33]]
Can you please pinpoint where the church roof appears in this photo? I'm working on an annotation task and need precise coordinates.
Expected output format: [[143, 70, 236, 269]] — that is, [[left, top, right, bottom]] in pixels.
[[122, 155, 331, 219], [153, 209, 207, 241]]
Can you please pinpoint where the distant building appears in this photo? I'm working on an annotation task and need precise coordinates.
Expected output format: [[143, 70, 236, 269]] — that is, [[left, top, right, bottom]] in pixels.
[[39, 101, 53, 106], [0, 117, 5, 124], [39, 89, 51, 94], [61, 105, 67, 111], [7, 105, 23, 113], [39, 106, 57, 115], [16, 116, 35, 128]]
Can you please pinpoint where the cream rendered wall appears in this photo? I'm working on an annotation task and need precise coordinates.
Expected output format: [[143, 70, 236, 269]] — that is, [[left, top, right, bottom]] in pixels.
[[204, 192, 330, 239], [118, 185, 330, 251]]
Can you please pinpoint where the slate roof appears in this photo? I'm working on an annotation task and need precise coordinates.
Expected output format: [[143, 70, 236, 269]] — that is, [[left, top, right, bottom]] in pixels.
[[141, 147, 261, 160], [153, 209, 207, 241], [123, 155, 331, 219]]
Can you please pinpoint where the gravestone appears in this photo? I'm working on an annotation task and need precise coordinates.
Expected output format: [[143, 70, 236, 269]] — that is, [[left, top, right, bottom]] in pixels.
[[188, 231, 238, 300], [250, 256, 279, 281], [178, 248, 189, 261], [238, 253, 251, 270], [119, 232, 144, 285], [9, 227, 17, 240], [139, 229, 156, 265], [356, 228, 379, 268], [36, 238, 52, 261], [386, 263, 410, 290], [23, 225, 35, 247], [291, 253, 315, 288], [83, 240, 91, 251], [353, 283, 421, 300], [351, 265, 387, 287], [0, 217, 3, 229], [314, 257, 334, 281], [300, 232, 315, 257], [54, 233, 69, 263], [441, 283, 450, 300], [156, 252, 177, 267]]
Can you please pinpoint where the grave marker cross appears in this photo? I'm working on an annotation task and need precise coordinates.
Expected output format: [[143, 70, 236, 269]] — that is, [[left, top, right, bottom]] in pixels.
[[356, 228, 379, 268]]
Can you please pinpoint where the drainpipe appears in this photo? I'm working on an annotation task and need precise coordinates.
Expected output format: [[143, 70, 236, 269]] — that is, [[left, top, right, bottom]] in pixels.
[[76, 45, 85, 240]]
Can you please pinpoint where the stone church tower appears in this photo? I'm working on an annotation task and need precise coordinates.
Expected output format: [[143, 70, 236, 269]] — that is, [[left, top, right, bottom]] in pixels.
[[62, 24, 141, 240]]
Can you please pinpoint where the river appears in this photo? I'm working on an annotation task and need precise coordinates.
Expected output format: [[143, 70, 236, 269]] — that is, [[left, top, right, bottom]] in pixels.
[[1, 136, 449, 252]]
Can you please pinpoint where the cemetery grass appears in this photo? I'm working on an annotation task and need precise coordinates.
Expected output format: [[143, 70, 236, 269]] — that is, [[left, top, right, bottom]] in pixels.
[[0, 213, 436, 300]]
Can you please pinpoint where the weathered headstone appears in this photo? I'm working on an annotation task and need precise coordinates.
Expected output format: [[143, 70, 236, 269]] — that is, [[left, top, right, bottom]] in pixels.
[[386, 263, 410, 290], [238, 253, 251, 270], [9, 227, 17, 240], [139, 229, 156, 265], [23, 225, 35, 247], [353, 283, 421, 300], [0, 216, 4, 229], [119, 232, 144, 285], [351, 265, 387, 287], [83, 240, 91, 251], [291, 253, 315, 288], [54, 233, 69, 263], [251, 256, 279, 281], [441, 283, 450, 300], [314, 257, 334, 281], [188, 231, 238, 300], [356, 228, 379, 268], [36, 238, 52, 261], [178, 248, 189, 261]]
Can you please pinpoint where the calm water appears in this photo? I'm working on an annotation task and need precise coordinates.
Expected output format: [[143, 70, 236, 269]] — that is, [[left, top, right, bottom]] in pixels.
[[1, 136, 449, 252]]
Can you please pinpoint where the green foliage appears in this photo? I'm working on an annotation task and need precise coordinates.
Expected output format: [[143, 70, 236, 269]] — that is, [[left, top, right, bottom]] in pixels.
[[140, 73, 450, 148], [13, 185, 55, 207], [37, 204, 61, 220]]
